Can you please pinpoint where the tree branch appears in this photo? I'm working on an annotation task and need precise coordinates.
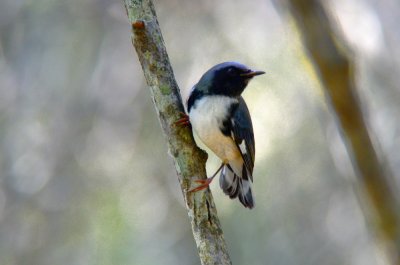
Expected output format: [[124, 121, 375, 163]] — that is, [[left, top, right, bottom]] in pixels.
[[123, 1, 232, 264], [288, 0, 400, 263]]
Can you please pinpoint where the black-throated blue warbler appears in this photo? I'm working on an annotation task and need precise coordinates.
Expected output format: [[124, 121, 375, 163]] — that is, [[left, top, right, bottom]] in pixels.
[[177, 62, 264, 209]]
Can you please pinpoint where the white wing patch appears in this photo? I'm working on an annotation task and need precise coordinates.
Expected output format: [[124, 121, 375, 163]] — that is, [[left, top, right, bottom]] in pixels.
[[238, 141, 247, 156]]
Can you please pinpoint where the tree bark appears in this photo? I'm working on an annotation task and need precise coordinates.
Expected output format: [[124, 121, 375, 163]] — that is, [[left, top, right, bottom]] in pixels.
[[288, 0, 400, 264], [123, 1, 232, 264]]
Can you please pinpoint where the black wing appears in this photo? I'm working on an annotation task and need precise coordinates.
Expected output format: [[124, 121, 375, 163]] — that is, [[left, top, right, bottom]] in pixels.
[[231, 97, 255, 180]]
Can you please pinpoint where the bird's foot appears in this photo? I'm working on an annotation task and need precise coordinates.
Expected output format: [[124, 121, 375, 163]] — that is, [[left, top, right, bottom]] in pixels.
[[188, 164, 224, 193], [174, 112, 190, 127], [188, 176, 216, 193]]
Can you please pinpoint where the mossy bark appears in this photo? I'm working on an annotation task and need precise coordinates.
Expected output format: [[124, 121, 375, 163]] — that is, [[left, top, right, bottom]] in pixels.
[[123, 0, 232, 264], [289, 0, 400, 264]]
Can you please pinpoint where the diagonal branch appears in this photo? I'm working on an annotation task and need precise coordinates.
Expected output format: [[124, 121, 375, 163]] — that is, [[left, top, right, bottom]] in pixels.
[[123, 0, 232, 264], [288, 0, 400, 263]]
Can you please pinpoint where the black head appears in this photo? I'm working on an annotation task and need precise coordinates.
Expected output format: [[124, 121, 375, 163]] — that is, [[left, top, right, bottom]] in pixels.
[[196, 62, 265, 97]]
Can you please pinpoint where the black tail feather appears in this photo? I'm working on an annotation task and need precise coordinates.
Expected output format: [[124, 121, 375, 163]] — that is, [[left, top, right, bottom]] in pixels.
[[219, 164, 254, 209]]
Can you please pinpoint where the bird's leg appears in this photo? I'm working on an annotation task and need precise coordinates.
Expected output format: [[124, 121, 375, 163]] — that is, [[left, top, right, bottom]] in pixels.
[[174, 111, 190, 127], [189, 163, 225, 193]]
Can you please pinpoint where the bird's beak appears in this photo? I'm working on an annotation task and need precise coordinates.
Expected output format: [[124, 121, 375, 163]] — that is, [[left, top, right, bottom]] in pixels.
[[240, 70, 266, 78]]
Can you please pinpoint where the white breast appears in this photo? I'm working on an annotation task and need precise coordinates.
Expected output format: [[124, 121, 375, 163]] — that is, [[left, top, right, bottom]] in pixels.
[[189, 96, 241, 162]]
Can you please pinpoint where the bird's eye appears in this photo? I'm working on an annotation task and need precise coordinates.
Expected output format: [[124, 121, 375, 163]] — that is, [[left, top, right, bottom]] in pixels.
[[227, 67, 236, 76]]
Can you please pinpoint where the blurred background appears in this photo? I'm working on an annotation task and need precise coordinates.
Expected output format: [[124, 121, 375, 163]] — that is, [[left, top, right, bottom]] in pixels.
[[0, 0, 399, 264]]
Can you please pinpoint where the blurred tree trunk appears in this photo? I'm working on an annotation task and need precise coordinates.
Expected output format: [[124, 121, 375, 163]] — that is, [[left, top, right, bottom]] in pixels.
[[288, 0, 400, 264], [123, 0, 232, 264]]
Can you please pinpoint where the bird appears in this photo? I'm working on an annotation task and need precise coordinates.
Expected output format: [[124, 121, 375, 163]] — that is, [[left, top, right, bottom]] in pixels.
[[177, 62, 264, 209]]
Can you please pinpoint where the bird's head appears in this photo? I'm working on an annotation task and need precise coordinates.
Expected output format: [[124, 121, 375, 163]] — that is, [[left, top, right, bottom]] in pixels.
[[196, 62, 265, 97]]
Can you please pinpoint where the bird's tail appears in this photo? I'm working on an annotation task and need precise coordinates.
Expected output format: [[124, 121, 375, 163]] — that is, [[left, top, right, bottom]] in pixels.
[[219, 164, 254, 209]]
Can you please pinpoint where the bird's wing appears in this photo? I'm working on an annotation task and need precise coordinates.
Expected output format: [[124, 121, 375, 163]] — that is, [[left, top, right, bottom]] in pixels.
[[230, 97, 255, 181]]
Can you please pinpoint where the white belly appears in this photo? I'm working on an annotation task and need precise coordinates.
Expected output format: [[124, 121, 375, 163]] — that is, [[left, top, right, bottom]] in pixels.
[[189, 96, 241, 162]]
